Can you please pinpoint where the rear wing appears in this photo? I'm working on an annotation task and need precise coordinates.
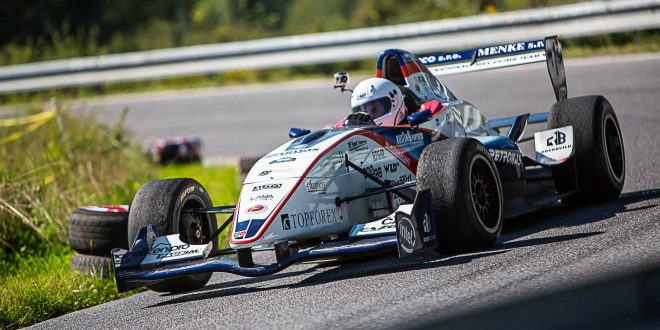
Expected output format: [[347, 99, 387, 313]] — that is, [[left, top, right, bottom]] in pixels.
[[421, 36, 567, 102]]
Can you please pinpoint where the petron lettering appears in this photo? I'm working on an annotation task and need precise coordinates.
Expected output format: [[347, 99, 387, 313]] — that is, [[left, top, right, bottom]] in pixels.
[[488, 149, 522, 166], [477, 42, 526, 57], [265, 148, 319, 158], [252, 183, 282, 192], [280, 207, 340, 230]]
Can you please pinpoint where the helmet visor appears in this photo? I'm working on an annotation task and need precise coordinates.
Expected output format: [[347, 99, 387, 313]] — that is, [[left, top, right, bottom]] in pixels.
[[351, 97, 391, 119]]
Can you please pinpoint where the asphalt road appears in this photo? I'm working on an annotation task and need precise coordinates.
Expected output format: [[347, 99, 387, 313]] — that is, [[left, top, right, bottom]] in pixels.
[[34, 54, 660, 329]]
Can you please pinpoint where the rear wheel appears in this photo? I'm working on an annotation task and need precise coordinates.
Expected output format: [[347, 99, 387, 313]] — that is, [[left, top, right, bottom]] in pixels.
[[417, 138, 503, 253], [548, 95, 625, 205], [127, 178, 217, 293]]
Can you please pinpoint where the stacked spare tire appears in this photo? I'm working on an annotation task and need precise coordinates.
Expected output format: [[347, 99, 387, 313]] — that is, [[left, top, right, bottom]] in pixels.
[[68, 205, 130, 276]]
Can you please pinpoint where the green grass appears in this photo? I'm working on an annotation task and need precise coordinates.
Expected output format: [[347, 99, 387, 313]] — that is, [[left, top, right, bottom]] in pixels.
[[0, 102, 240, 329], [0, 245, 134, 329]]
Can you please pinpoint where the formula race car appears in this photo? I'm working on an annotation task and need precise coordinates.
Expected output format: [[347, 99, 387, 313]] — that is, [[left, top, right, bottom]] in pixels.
[[112, 36, 625, 293]]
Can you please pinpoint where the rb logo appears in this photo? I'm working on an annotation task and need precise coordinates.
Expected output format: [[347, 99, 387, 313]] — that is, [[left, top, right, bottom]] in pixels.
[[547, 131, 566, 146]]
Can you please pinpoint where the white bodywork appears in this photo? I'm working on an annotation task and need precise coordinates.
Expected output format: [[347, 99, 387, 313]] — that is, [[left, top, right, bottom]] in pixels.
[[230, 101, 494, 249]]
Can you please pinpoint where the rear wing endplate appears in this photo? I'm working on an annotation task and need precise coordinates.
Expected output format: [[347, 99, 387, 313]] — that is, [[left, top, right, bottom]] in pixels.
[[421, 36, 567, 102]]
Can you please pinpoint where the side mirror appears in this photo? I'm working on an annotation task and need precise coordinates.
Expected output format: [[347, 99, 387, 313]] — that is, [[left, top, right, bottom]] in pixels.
[[333, 72, 352, 93], [289, 127, 311, 139], [407, 110, 432, 126]]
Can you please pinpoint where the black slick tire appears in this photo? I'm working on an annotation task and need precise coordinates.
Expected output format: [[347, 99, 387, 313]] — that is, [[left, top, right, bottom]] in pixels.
[[71, 253, 112, 277], [68, 206, 129, 256], [548, 95, 625, 206], [127, 178, 217, 293], [417, 138, 503, 253]]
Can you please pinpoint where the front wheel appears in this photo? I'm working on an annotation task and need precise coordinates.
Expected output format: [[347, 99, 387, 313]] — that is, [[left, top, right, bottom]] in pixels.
[[548, 95, 625, 206], [417, 138, 503, 253], [127, 178, 217, 293]]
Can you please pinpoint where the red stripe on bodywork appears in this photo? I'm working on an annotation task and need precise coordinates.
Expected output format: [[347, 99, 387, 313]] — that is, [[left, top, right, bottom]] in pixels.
[[230, 128, 439, 245]]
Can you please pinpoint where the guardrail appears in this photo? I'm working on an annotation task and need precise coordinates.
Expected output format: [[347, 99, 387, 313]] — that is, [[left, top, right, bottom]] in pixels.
[[0, 0, 658, 94]]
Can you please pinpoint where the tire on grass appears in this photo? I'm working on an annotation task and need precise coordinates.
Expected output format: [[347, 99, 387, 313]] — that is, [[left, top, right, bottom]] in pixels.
[[71, 253, 112, 277], [68, 205, 129, 256], [127, 178, 217, 293], [417, 138, 503, 253], [548, 95, 625, 206]]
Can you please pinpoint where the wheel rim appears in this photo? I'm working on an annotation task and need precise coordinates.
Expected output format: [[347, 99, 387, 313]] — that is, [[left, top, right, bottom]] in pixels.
[[603, 113, 624, 183], [469, 156, 501, 233], [180, 198, 210, 245]]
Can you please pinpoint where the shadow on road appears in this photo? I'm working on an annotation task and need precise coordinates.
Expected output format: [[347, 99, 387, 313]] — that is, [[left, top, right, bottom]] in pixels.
[[148, 188, 658, 308], [500, 188, 660, 242]]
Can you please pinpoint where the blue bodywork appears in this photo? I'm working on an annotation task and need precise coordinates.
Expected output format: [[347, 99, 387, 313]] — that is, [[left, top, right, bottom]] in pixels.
[[114, 234, 397, 292]]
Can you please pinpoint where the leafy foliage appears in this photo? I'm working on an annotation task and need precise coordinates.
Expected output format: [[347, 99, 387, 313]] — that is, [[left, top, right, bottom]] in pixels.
[[0, 0, 581, 65]]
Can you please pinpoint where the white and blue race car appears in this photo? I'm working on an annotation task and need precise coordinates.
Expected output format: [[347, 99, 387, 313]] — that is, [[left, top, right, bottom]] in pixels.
[[112, 36, 625, 293]]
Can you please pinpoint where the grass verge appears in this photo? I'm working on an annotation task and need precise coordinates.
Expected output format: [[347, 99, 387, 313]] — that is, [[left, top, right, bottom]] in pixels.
[[0, 103, 240, 329]]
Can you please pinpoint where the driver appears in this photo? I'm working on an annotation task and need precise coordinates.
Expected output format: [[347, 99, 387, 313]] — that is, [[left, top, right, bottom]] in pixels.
[[344, 77, 406, 127]]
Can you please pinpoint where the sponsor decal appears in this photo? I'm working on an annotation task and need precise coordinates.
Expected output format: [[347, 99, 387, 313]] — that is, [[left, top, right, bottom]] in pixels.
[[371, 149, 385, 161], [149, 243, 200, 259], [233, 230, 247, 238], [247, 205, 267, 214], [362, 164, 383, 179], [269, 157, 296, 164], [179, 186, 195, 203], [385, 142, 411, 166], [250, 194, 273, 201], [422, 213, 432, 233], [477, 42, 531, 57], [252, 183, 282, 192], [266, 148, 319, 158], [258, 170, 271, 176], [359, 216, 395, 233], [348, 140, 368, 152], [390, 193, 406, 211], [395, 131, 424, 147], [419, 53, 462, 64], [305, 180, 327, 193], [397, 216, 416, 254], [280, 207, 341, 230], [383, 162, 400, 173], [546, 130, 566, 147], [396, 173, 413, 184], [488, 149, 522, 166], [534, 126, 574, 161], [327, 152, 346, 165]]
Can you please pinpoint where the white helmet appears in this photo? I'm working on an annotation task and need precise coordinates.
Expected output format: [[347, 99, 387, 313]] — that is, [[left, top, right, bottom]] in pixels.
[[350, 77, 406, 126]]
